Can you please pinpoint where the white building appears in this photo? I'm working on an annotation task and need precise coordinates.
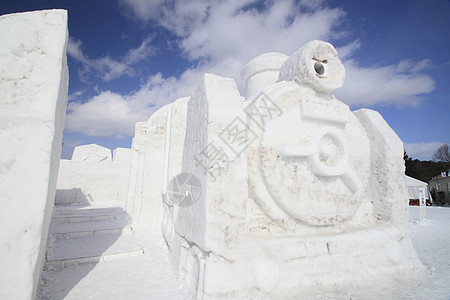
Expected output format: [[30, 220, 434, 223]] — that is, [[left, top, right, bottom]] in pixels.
[[405, 175, 431, 205]]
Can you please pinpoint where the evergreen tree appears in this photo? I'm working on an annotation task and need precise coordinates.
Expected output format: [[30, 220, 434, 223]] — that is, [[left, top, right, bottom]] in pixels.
[[404, 150, 450, 182]]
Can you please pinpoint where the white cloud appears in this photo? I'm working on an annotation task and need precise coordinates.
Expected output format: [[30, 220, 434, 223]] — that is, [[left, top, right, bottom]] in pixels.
[[335, 59, 435, 107], [68, 89, 86, 101], [120, 0, 345, 65], [404, 142, 448, 161], [118, 0, 348, 98], [67, 0, 436, 139], [123, 35, 156, 64], [119, 0, 435, 109], [67, 0, 347, 138], [410, 59, 432, 73], [64, 73, 198, 138], [67, 36, 155, 81], [336, 39, 361, 59], [65, 91, 150, 138]]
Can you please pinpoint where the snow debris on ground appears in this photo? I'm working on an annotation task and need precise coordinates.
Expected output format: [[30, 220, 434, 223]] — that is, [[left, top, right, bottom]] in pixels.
[[38, 206, 450, 300]]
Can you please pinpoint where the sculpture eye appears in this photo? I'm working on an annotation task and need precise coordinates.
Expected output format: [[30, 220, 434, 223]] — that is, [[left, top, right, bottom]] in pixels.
[[314, 62, 325, 76]]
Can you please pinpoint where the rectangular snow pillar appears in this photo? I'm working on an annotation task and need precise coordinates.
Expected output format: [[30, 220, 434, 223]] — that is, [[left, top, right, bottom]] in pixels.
[[160, 97, 189, 270], [127, 105, 170, 228], [0, 10, 68, 300], [353, 109, 409, 229], [178, 73, 248, 256], [127, 121, 150, 222], [353, 109, 420, 274]]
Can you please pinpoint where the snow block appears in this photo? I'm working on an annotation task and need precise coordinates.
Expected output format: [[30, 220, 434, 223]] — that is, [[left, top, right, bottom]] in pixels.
[[56, 156, 131, 207], [178, 73, 248, 251], [160, 98, 189, 246], [165, 74, 248, 296], [126, 110, 167, 227], [132, 40, 421, 299], [113, 147, 132, 163], [240, 52, 288, 100], [126, 104, 172, 227], [71, 144, 112, 163], [0, 9, 68, 300], [56, 144, 131, 206]]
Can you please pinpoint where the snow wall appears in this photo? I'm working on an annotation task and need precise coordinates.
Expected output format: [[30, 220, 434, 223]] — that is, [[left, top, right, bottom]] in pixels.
[[131, 41, 422, 299], [0, 10, 68, 300], [124, 96, 191, 231], [56, 145, 132, 206]]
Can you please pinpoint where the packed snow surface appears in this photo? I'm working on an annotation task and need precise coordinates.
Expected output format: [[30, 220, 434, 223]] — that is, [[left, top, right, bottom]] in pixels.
[[39, 206, 450, 299]]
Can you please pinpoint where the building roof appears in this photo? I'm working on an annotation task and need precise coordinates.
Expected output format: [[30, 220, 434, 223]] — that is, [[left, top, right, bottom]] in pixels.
[[405, 175, 428, 187]]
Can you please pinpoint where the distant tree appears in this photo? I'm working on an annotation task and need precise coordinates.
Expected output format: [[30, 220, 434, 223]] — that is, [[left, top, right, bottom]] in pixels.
[[404, 150, 412, 162], [404, 149, 450, 182], [433, 144, 450, 162]]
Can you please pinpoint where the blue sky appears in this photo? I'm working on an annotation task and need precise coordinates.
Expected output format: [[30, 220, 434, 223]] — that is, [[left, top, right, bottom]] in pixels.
[[2, 0, 449, 160]]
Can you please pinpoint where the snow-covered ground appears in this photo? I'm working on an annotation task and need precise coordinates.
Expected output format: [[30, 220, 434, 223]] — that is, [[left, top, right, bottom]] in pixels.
[[39, 228, 185, 300], [39, 206, 450, 300], [408, 206, 450, 299]]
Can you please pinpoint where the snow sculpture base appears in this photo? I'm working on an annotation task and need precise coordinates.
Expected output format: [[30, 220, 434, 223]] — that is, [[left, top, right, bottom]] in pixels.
[[130, 40, 420, 299], [0, 10, 68, 300], [182, 227, 415, 298]]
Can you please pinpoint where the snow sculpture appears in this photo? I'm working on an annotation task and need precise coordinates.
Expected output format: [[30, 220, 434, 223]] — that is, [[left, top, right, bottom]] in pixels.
[[247, 40, 366, 228], [126, 97, 189, 227], [129, 40, 420, 298], [56, 145, 131, 205], [71, 143, 112, 163], [240, 52, 288, 99], [0, 10, 68, 300], [113, 147, 132, 163]]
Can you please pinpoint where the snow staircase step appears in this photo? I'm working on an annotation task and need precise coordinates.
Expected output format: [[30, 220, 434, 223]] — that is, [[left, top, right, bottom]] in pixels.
[[51, 212, 129, 225], [45, 203, 144, 269], [46, 233, 144, 266], [53, 205, 125, 216]]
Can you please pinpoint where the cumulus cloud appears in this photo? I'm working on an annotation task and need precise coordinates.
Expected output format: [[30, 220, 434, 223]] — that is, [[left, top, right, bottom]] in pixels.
[[119, 0, 435, 108], [117, 0, 346, 88], [65, 91, 147, 138], [64, 73, 198, 138], [68, 0, 348, 138], [404, 142, 448, 161], [335, 59, 435, 107], [67, 36, 155, 81], [67, 0, 436, 139]]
